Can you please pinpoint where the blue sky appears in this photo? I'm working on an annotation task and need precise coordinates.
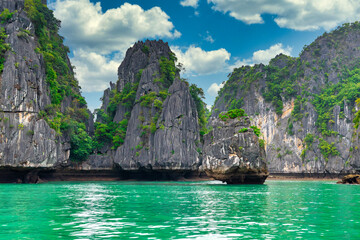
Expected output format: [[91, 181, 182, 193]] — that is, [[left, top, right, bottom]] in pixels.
[[47, 0, 360, 111]]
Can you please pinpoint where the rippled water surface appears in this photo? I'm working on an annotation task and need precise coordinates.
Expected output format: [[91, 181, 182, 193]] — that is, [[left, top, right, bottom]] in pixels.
[[0, 180, 360, 239]]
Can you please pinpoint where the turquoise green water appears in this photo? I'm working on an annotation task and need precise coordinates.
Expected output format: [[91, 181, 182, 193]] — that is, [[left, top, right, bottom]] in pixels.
[[0, 181, 359, 239]]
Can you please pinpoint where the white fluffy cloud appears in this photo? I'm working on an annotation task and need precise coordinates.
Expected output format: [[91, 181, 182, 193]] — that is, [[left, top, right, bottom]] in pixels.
[[208, 0, 360, 31], [229, 43, 292, 70], [207, 82, 224, 97], [71, 50, 121, 92], [180, 0, 199, 8], [49, 0, 181, 93], [253, 43, 292, 64], [172, 46, 230, 75], [52, 0, 180, 54]]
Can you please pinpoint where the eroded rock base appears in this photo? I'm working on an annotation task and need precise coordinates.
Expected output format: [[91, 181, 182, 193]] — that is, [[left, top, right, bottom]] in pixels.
[[0, 168, 121, 183], [118, 169, 206, 181], [206, 171, 268, 184], [337, 174, 360, 184], [0, 168, 208, 183]]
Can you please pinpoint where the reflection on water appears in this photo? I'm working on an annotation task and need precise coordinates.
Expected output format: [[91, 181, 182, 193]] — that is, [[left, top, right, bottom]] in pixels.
[[0, 181, 360, 239], [63, 184, 116, 238]]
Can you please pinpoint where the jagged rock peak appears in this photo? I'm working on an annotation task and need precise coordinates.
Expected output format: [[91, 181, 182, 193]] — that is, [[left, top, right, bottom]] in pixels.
[[117, 40, 174, 90], [269, 53, 294, 69], [0, 0, 24, 12], [110, 39, 202, 171]]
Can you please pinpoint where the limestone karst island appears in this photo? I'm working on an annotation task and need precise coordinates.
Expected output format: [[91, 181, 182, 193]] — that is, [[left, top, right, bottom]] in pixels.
[[1, 0, 360, 239]]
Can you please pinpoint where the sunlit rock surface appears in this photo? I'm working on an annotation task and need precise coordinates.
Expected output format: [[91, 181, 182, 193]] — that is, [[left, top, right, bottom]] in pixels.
[[202, 117, 268, 184]]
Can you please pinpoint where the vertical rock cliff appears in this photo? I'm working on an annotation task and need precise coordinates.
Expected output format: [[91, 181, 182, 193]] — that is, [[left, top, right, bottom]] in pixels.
[[95, 40, 202, 176], [212, 23, 360, 175], [0, 1, 267, 183], [0, 0, 266, 182], [94, 40, 268, 183], [202, 111, 268, 184], [0, 0, 91, 173]]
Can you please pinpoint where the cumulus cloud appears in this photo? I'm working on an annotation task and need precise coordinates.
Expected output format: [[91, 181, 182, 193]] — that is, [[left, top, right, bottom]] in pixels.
[[207, 82, 225, 97], [49, 0, 181, 94], [229, 43, 292, 70], [253, 43, 292, 64], [53, 0, 180, 54], [180, 0, 199, 8], [208, 0, 360, 31], [172, 46, 230, 75], [71, 50, 122, 92]]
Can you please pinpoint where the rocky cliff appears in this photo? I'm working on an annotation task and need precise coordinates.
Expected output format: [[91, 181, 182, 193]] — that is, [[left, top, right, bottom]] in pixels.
[[0, 0, 266, 183], [202, 111, 268, 184], [91, 40, 269, 183], [212, 22, 360, 175], [0, 0, 91, 175], [94, 40, 202, 177]]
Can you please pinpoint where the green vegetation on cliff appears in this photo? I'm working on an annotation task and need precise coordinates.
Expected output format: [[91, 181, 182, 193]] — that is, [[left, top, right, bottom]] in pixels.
[[25, 0, 82, 105], [24, 0, 92, 162], [93, 46, 208, 151], [189, 83, 207, 138], [159, 54, 177, 88], [263, 57, 298, 115], [69, 122, 93, 162], [0, 27, 10, 73], [312, 67, 360, 136], [219, 109, 247, 121], [0, 8, 14, 73], [108, 81, 139, 118], [136, 53, 179, 143], [250, 125, 261, 137], [301, 133, 340, 162], [94, 78, 136, 151], [210, 23, 360, 166], [212, 23, 360, 162], [0, 8, 16, 23], [94, 111, 128, 150], [355, 98, 360, 129], [93, 50, 182, 151], [215, 55, 298, 116], [318, 138, 339, 161]]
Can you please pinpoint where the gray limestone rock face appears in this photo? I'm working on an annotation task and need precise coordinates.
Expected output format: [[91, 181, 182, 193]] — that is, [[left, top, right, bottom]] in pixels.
[[0, 5, 51, 112], [211, 25, 360, 175], [0, 1, 69, 168], [114, 78, 201, 171], [0, 0, 24, 12], [0, 113, 68, 167], [117, 40, 172, 91], [202, 117, 268, 184], [152, 79, 201, 170], [96, 40, 201, 173], [79, 153, 114, 170], [94, 40, 202, 175]]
